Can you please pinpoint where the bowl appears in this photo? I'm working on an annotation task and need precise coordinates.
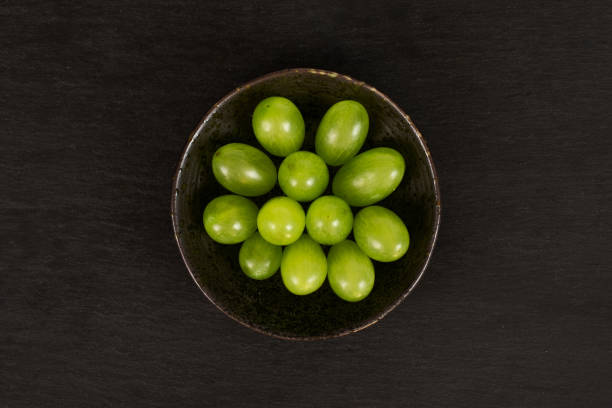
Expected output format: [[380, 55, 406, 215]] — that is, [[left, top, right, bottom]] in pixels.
[[171, 68, 441, 340]]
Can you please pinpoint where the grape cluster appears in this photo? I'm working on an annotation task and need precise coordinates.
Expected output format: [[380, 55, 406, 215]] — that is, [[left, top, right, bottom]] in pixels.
[[203, 97, 409, 302]]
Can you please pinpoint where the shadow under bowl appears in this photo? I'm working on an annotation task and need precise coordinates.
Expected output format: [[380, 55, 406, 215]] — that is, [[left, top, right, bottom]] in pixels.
[[171, 68, 441, 340]]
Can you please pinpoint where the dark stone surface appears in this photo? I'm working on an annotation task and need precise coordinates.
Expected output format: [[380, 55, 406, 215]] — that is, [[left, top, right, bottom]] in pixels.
[[2, 0, 611, 406], [172, 69, 440, 339]]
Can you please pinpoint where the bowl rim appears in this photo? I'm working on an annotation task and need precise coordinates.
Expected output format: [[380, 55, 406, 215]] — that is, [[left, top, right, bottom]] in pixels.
[[171, 68, 441, 341]]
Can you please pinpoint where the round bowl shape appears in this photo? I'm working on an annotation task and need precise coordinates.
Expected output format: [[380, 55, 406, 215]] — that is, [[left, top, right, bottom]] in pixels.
[[171, 68, 441, 340]]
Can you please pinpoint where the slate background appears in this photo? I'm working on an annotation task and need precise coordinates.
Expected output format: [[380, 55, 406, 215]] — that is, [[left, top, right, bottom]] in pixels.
[[2, 0, 611, 406]]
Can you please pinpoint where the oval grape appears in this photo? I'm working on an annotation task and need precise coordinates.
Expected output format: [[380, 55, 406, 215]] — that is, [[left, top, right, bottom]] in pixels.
[[281, 235, 327, 295], [278, 151, 329, 202], [353, 206, 410, 262], [257, 196, 305, 246], [239, 232, 282, 280], [212, 143, 276, 197], [305, 195, 353, 245], [315, 100, 369, 166], [252, 96, 305, 157], [203, 195, 258, 244], [332, 147, 405, 207], [327, 240, 375, 302]]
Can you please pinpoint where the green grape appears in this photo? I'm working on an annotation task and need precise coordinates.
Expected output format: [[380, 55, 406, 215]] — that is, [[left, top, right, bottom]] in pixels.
[[212, 143, 276, 197], [239, 232, 282, 280], [257, 196, 305, 245], [315, 100, 369, 166], [281, 235, 327, 295], [278, 151, 329, 202], [305, 195, 353, 245], [203, 195, 258, 244], [353, 206, 410, 262], [332, 147, 405, 207], [252, 96, 305, 156], [327, 240, 375, 302]]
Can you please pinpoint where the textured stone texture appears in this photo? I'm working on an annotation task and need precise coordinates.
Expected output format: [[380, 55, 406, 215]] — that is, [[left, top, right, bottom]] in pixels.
[[3, 0, 611, 407]]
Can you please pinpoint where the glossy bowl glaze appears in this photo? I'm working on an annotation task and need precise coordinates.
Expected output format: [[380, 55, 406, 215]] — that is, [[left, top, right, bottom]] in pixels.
[[171, 68, 441, 340]]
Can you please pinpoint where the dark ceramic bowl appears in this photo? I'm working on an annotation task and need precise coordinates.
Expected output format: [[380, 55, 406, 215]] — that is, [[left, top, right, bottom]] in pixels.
[[171, 68, 441, 340]]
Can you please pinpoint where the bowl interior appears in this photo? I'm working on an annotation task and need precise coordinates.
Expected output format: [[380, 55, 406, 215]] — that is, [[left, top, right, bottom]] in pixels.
[[172, 69, 440, 339]]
